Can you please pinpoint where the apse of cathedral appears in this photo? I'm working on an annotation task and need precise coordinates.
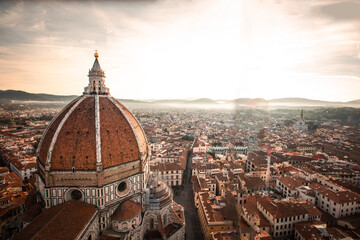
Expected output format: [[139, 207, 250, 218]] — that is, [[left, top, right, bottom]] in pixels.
[[14, 53, 185, 240]]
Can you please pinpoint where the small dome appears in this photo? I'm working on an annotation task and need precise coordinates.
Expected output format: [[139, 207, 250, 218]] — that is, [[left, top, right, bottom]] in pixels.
[[112, 200, 142, 221]]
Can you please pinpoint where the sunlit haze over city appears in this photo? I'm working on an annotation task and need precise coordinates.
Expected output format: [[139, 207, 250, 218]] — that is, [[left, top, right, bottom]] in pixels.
[[1, 0, 360, 101]]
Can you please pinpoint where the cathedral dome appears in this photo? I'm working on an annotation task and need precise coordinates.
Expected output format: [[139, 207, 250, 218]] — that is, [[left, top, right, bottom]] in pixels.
[[112, 199, 142, 221], [36, 52, 149, 187]]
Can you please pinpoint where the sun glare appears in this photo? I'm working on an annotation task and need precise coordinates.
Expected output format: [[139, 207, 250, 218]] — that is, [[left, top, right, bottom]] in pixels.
[[0, 0, 359, 101]]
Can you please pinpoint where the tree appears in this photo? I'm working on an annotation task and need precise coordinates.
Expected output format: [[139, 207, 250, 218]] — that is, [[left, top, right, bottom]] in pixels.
[[212, 141, 221, 147], [181, 135, 194, 141]]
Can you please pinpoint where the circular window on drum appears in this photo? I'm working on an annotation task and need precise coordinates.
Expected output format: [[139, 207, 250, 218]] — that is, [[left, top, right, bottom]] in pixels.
[[118, 182, 126, 192], [71, 189, 82, 200], [116, 179, 131, 197], [65, 188, 84, 201]]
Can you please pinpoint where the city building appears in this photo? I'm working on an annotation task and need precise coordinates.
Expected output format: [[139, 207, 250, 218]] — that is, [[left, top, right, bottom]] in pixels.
[[197, 192, 234, 239], [0, 172, 27, 238], [239, 195, 271, 235], [151, 162, 184, 187], [308, 182, 360, 219], [257, 196, 322, 238], [275, 176, 308, 198], [193, 139, 210, 153], [9, 158, 37, 181], [238, 173, 266, 195]]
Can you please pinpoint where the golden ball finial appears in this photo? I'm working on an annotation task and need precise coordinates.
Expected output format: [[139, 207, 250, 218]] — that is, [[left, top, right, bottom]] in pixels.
[[94, 50, 99, 59]]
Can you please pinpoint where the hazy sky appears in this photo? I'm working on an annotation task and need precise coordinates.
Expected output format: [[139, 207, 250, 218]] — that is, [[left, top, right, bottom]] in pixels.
[[0, 0, 360, 101]]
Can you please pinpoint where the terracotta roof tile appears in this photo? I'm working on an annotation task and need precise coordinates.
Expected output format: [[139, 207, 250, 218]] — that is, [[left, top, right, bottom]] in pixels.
[[13, 200, 97, 240], [257, 196, 320, 219], [112, 199, 142, 221], [309, 182, 360, 204], [114, 99, 147, 157], [277, 176, 308, 190], [294, 221, 326, 240], [100, 97, 140, 168], [38, 96, 148, 171], [38, 97, 81, 166], [51, 97, 97, 170]]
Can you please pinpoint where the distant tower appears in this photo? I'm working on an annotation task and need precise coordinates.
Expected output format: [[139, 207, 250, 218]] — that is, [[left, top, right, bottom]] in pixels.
[[294, 109, 308, 131]]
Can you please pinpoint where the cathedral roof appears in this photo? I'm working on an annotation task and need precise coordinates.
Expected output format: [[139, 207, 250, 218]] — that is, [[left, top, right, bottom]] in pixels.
[[112, 199, 142, 221], [13, 200, 97, 240], [37, 53, 148, 172]]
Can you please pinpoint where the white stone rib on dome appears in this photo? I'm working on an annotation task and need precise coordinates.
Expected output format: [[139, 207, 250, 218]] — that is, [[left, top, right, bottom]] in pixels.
[[46, 96, 85, 165], [108, 96, 143, 157]]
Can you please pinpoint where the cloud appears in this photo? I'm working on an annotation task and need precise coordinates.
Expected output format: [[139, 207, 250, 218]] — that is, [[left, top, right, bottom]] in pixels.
[[318, 1, 360, 20], [0, 0, 359, 101]]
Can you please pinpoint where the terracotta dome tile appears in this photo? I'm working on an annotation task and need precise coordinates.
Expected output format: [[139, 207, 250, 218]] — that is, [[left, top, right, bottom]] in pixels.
[[114, 99, 147, 156], [51, 97, 97, 170], [38, 96, 148, 172], [38, 97, 81, 166], [100, 97, 140, 168], [112, 199, 141, 221]]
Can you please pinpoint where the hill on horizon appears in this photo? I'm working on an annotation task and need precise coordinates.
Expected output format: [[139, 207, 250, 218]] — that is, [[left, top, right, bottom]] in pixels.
[[0, 90, 78, 103], [0, 89, 359, 108]]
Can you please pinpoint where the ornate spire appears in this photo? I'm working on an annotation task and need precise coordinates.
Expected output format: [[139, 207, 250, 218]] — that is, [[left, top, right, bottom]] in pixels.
[[91, 50, 102, 72], [83, 51, 110, 95]]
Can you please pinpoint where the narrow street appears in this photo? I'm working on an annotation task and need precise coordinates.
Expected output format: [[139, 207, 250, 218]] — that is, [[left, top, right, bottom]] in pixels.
[[173, 150, 204, 240]]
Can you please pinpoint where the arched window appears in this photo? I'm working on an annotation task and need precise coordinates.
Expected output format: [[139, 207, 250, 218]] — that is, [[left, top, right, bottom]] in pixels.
[[131, 219, 137, 229], [122, 222, 128, 230]]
